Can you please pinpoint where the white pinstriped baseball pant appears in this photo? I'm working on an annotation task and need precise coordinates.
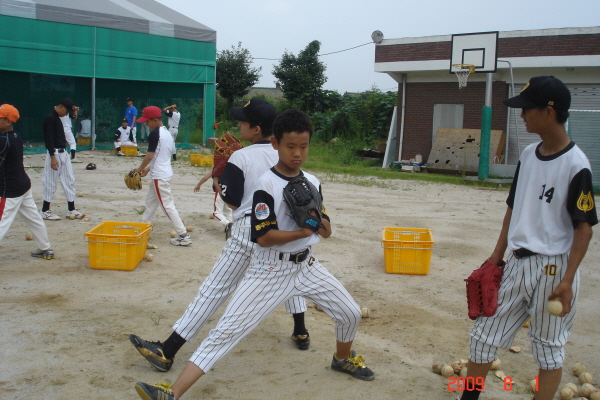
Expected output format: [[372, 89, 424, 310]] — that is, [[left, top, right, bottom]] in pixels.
[[172, 215, 307, 341], [0, 189, 51, 250], [212, 191, 232, 226], [188, 247, 362, 372], [469, 252, 578, 370], [42, 150, 76, 203]]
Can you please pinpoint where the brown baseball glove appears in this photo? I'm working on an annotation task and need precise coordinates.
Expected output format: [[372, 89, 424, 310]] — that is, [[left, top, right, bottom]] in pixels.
[[213, 132, 243, 177], [124, 169, 142, 190], [465, 258, 505, 320]]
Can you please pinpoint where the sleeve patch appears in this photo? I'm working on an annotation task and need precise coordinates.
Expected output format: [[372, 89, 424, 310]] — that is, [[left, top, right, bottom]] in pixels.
[[577, 191, 594, 212], [254, 202, 270, 220]]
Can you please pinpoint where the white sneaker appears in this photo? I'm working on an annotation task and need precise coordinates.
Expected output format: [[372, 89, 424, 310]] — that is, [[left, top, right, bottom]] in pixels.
[[137, 151, 146, 157], [41, 210, 61, 220], [67, 209, 85, 219], [170, 234, 192, 246], [71, 158, 82, 163], [117, 151, 125, 156]]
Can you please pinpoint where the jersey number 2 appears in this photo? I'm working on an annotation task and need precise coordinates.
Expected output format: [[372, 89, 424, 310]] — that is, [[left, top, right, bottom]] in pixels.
[[539, 184, 555, 203]]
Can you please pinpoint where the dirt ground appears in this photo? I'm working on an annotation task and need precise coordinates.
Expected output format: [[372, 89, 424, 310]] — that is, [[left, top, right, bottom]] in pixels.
[[2, 149, 599, 400]]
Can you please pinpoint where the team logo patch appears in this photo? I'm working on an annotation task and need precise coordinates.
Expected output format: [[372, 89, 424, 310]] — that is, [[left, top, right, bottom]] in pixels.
[[521, 82, 530, 92], [577, 191, 594, 212], [255, 203, 270, 220]]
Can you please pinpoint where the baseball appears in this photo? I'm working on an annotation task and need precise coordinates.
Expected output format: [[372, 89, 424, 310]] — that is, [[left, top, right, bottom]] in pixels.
[[581, 384, 596, 397], [565, 383, 579, 395], [209, 214, 215, 219], [529, 379, 538, 393], [494, 370, 506, 380], [186, 225, 194, 232], [459, 367, 468, 378], [451, 361, 464, 374], [25, 232, 33, 240], [432, 362, 445, 374], [77, 192, 83, 197], [579, 372, 593, 384], [81, 216, 90, 222], [69, 214, 76, 220], [590, 389, 600, 400], [547, 299, 563, 316], [440, 365, 454, 377], [361, 307, 370, 318], [573, 363, 587, 376], [509, 346, 521, 353], [170, 231, 177, 238], [560, 386, 575, 400], [147, 244, 158, 249], [84, 152, 89, 155], [42, 156, 46, 160], [145, 253, 154, 262], [90, 155, 94, 158], [490, 359, 501, 370], [26, 155, 31, 158]]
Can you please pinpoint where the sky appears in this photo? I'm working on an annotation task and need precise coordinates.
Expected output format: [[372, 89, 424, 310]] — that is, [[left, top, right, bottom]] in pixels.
[[156, 0, 599, 94]]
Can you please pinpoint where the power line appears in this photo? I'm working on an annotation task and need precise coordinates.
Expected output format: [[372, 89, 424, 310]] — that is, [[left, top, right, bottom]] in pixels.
[[251, 41, 373, 62]]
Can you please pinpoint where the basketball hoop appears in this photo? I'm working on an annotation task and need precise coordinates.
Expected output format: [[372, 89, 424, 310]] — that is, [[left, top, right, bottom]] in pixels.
[[452, 64, 475, 89]]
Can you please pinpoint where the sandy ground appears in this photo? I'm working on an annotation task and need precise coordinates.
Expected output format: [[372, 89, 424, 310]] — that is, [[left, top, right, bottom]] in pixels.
[[2, 149, 599, 400]]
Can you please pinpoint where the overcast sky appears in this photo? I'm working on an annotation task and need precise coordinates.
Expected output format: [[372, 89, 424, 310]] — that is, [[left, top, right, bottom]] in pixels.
[[156, 0, 599, 93]]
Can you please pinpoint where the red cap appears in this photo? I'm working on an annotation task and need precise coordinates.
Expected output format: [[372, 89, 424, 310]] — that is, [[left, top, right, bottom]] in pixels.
[[0, 104, 20, 122], [136, 106, 162, 123]]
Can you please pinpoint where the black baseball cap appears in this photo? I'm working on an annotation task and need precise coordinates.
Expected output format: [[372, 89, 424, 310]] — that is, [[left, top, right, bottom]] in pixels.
[[503, 76, 571, 111], [231, 98, 276, 131], [59, 97, 74, 111], [126, 97, 134, 102]]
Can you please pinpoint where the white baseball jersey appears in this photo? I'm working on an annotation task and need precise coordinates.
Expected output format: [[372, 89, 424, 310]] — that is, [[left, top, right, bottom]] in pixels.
[[146, 126, 174, 180], [186, 168, 360, 373], [172, 139, 307, 343], [166, 110, 180, 128]]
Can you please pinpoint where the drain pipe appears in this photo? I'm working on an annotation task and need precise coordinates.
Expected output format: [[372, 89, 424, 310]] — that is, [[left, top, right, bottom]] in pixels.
[[498, 59, 519, 164], [398, 73, 407, 161]]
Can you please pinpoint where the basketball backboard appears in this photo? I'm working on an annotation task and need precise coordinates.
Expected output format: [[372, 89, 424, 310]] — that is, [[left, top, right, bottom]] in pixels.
[[450, 31, 499, 73]]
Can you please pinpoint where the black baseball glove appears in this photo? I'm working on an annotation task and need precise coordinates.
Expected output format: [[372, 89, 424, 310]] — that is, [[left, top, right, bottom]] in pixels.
[[282, 176, 324, 231]]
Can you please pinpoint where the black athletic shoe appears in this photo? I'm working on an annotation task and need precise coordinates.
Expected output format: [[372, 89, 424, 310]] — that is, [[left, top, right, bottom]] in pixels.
[[129, 334, 173, 372], [331, 350, 375, 381], [291, 332, 310, 350], [135, 381, 174, 400]]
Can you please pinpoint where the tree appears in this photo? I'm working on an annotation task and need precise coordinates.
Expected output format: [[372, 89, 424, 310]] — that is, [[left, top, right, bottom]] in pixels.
[[216, 43, 261, 109], [272, 40, 327, 112]]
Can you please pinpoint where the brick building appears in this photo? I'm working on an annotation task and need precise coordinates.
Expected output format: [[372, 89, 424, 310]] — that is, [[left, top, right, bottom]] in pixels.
[[374, 27, 600, 179]]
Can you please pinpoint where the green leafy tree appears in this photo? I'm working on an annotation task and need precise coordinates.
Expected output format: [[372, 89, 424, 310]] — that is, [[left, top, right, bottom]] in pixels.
[[272, 40, 327, 112], [216, 43, 261, 109]]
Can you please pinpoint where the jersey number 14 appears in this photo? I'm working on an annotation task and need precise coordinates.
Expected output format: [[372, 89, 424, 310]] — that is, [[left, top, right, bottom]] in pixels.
[[539, 184, 555, 203]]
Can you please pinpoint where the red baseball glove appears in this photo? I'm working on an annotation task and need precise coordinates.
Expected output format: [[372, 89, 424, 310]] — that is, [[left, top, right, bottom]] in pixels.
[[465, 258, 505, 320], [213, 132, 243, 177]]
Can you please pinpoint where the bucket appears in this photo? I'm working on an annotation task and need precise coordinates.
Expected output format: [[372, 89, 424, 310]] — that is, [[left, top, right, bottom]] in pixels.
[[415, 154, 423, 164]]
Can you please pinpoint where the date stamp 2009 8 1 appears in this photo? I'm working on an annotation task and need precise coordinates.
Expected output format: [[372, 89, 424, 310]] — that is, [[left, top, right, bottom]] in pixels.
[[448, 376, 539, 392]]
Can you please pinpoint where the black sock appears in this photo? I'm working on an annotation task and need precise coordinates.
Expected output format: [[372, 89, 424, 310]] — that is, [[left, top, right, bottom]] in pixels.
[[461, 384, 483, 400], [68, 201, 75, 212], [172, 154, 177, 161], [42, 201, 51, 213], [292, 313, 307, 336], [71, 149, 76, 159], [117, 146, 121, 151], [163, 331, 186, 359]]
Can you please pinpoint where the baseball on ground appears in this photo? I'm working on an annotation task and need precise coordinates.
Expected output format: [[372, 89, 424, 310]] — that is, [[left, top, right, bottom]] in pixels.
[[459, 367, 468, 378], [170, 231, 177, 238], [581, 383, 596, 397], [451, 362, 464, 374], [25, 232, 33, 240], [547, 299, 563, 316], [490, 359, 501, 370], [77, 192, 83, 197], [565, 383, 579, 395], [560, 386, 575, 400], [572, 363, 587, 376], [529, 379, 538, 393], [590, 389, 600, 400], [432, 362, 445, 374], [361, 307, 370, 318], [69, 214, 76, 220], [441, 365, 454, 377], [579, 372, 593, 384], [145, 253, 154, 262], [186, 225, 194, 232], [209, 214, 215, 219]]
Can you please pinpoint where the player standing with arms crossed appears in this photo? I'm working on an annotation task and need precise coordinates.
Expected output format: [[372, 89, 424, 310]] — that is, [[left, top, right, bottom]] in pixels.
[[0, 104, 54, 259], [163, 104, 180, 161], [129, 99, 311, 377], [40, 98, 84, 220], [459, 76, 597, 400], [134, 108, 374, 400], [134, 106, 190, 246]]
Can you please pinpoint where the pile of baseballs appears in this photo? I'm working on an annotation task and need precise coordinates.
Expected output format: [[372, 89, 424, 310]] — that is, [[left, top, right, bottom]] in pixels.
[[432, 359, 470, 378], [554, 363, 599, 400]]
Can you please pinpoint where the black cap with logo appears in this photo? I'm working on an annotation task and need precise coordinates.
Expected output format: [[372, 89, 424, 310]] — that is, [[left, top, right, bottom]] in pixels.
[[230, 98, 276, 132], [503, 76, 571, 111]]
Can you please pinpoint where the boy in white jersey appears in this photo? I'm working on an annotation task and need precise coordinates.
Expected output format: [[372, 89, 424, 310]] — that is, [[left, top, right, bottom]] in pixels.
[[134, 108, 374, 400], [460, 76, 597, 400], [134, 106, 190, 247]]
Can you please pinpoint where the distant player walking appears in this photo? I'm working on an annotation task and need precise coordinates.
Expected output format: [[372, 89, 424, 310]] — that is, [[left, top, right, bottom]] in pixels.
[[460, 76, 597, 400], [163, 104, 180, 161]]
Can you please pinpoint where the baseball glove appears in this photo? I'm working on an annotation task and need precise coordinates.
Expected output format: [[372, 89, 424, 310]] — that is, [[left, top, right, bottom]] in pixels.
[[465, 258, 505, 320], [282, 176, 324, 231], [213, 132, 243, 177], [124, 169, 142, 190]]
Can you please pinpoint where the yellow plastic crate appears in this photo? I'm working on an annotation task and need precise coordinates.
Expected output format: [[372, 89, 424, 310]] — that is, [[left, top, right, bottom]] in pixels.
[[84, 221, 152, 271], [121, 146, 138, 157], [382, 227, 434, 275], [190, 154, 214, 167]]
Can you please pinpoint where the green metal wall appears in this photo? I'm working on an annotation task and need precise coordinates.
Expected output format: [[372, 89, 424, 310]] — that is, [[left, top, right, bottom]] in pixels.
[[0, 15, 216, 146]]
